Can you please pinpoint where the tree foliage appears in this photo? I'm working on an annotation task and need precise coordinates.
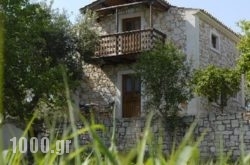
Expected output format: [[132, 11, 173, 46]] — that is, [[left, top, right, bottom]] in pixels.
[[0, 12, 3, 121], [237, 21, 250, 106], [74, 10, 99, 61], [192, 65, 240, 111], [135, 43, 192, 117], [2, 0, 96, 121]]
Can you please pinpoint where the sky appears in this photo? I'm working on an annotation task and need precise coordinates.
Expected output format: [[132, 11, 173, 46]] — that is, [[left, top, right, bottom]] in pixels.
[[52, 0, 250, 33]]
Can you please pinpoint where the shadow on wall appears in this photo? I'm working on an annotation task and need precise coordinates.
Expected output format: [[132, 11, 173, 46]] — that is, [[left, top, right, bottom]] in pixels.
[[77, 63, 126, 112], [76, 63, 136, 117]]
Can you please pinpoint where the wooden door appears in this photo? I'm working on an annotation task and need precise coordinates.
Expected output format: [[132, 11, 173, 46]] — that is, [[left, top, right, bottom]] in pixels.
[[122, 74, 141, 118], [122, 17, 141, 53]]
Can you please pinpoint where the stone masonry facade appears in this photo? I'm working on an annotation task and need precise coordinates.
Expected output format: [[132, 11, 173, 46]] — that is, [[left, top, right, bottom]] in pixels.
[[73, 2, 247, 159], [78, 5, 244, 116], [78, 63, 118, 108], [77, 6, 189, 115], [197, 14, 244, 112], [199, 18, 239, 68]]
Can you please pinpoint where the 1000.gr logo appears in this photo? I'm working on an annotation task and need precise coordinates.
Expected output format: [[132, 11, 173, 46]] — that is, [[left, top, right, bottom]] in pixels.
[[10, 137, 71, 155]]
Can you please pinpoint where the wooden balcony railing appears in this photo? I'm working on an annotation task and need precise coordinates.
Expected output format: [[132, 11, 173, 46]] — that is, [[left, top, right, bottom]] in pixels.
[[95, 28, 166, 57]]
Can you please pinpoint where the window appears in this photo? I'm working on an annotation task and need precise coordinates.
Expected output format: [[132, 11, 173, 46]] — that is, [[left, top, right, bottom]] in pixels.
[[211, 34, 217, 49], [122, 17, 141, 32], [210, 31, 220, 52], [121, 17, 141, 53]]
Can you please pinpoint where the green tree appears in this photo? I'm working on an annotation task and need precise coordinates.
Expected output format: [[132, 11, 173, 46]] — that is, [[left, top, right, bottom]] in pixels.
[[0, 12, 4, 122], [74, 10, 99, 61], [135, 43, 192, 117], [237, 21, 250, 106], [192, 65, 240, 112], [1, 0, 94, 122]]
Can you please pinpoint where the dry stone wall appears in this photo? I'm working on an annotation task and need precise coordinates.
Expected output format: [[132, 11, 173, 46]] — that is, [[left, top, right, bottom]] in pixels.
[[43, 111, 250, 159], [77, 111, 250, 159], [93, 116, 187, 152], [196, 111, 250, 159]]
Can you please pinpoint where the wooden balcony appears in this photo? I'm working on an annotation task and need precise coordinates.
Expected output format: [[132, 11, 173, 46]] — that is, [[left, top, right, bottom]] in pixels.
[[93, 28, 166, 63]]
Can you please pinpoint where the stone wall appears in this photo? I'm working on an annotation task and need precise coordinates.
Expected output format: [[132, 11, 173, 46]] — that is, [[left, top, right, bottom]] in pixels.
[[62, 113, 188, 154], [38, 110, 248, 160], [75, 111, 250, 159], [91, 115, 188, 152], [79, 63, 148, 117], [153, 7, 187, 52], [196, 111, 250, 159], [78, 63, 118, 108], [199, 19, 239, 68], [198, 17, 244, 112]]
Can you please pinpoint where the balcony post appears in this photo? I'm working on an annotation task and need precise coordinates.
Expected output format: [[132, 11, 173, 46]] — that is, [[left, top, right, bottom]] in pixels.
[[149, 1, 153, 28], [116, 8, 119, 33], [151, 29, 154, 49], [116, 8, 119, 54]]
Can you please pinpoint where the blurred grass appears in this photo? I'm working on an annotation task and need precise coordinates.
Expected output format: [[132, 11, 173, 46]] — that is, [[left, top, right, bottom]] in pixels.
[[1, 69, 250, 164], [0, 11, 6, 165], [0, 9, 4, 121], [3, 106, 250, 165]]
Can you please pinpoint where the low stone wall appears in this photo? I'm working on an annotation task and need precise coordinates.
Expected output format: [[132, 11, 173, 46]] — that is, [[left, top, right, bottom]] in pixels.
[[92, 111, 250, 159], [42, 110, 250, 159], [196, 111, 250, 159], [91, 115, 188, 152]]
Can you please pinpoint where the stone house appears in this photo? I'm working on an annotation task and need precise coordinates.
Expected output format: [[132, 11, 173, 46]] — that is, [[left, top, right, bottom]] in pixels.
[[78, 0, 245, 119], [73, 0, 250, 157]]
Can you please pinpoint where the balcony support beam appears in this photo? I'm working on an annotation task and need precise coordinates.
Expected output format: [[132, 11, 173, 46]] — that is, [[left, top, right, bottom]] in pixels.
[[95, 1, 148, 12], [116, 8, 119, 33], [149, 2, 152, 28]]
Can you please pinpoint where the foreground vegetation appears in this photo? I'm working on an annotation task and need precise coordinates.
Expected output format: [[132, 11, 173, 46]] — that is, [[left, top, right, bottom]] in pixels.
[[1, 67, 248, 165], [2, 111, 250, 165]]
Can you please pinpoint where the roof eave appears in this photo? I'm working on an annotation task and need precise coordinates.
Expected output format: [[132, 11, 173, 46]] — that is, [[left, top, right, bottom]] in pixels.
[[80, 0, 104, 14], [80, 0, 170, 14], [195, 10, 240, 43]]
